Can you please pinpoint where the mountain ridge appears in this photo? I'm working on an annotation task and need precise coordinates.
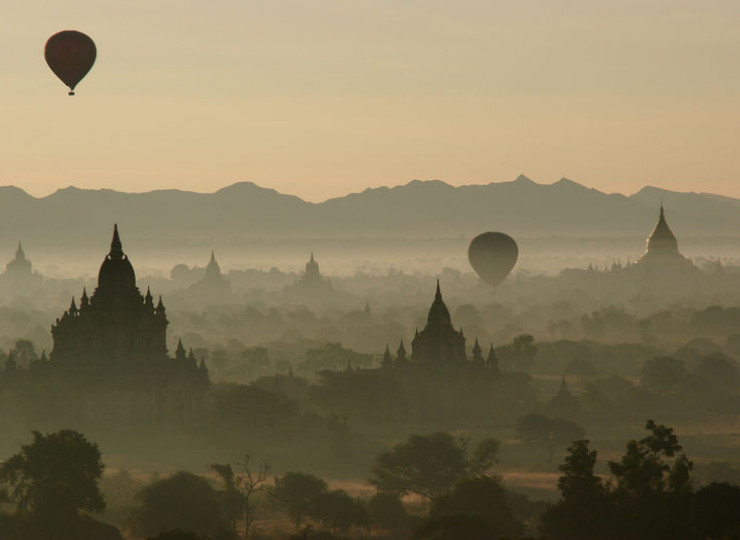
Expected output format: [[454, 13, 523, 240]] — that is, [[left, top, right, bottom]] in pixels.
[[0, 177, 738, 251], [6, 177, 739, 204]]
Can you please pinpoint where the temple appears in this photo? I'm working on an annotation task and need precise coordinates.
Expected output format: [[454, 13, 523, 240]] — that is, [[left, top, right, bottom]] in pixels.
[[638, 205, 693, 267], [5, 243, 32, 276], [284, 252, 333, 301], [50, 225, 208, 386], [0, 242, 42, 289], [411, 281, 467, 364], [297, 253, 331, 290], [189, 250, 232, 300]]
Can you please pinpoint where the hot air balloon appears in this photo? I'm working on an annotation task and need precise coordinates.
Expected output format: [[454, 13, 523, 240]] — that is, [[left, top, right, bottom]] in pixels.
[[44, 31, 96, 95], [468, 232, 518, 288]]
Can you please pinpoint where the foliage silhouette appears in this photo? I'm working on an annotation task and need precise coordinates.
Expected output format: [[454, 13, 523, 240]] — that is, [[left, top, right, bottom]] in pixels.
[[132, 471, 225, 538], [368, 492, 412, 530], [691, 482, 740, 540], [272, 472, 328, 527], [211, 454, 271, 538], [0, 430, 105, 521], [312, 489, 370, 533], [542, 421, 702, 540], [370, 432, 499, 499], [539, 439, 609, 540], [426, 476, 522, 538]]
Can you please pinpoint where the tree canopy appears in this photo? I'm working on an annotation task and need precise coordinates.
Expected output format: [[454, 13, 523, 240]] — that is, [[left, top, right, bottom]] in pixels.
[[370, 432, 499, 499], [0, 430, 105, 522], [132, 471, 224, 538], [542, 420, 699, 540]]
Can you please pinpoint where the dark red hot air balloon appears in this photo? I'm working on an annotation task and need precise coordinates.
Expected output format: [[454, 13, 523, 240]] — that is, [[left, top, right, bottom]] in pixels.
[[468, 232, 518, 288], [44, 31, 96, 95]]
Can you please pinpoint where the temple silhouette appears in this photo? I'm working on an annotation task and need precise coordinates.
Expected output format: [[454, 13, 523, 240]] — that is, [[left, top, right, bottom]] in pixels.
[[411, 280, 467, 364], [44, 225, 208, 422], [188, 250, 232, 301], [296, 253, 332, 291], [284, 252, 334, 303], [0, 242, 43, 289], [637, 205, 693, 268], [51, 226, 171, 368], [380, 282, 500, 371]]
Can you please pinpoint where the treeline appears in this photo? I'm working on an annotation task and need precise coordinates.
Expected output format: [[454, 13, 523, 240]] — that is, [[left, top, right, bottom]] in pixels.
[[2, 422, 740, 539]]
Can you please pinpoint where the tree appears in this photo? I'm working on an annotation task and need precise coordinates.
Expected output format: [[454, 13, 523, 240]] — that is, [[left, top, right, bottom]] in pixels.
[[370, 432, 499, 499], [691, 482, 740, 540], [312, 489, 370, 533], [542, 422, 740, 540], [132, 472, 225, 538], [0, 430, 105, 523], [210, 464, 244, 538], [211, 454, 271, 538], [540, 440, 610, 540], [272, 472, 328, 527], [606, 420, 693, 539], [608, 420, 692, 496], [368, 492, 410, 530], [426, 476, 522, 538]]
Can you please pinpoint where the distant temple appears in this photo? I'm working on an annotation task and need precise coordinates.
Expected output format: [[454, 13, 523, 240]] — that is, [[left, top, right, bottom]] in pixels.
[[5, 243, 32, 276], [0, 242, 42, 288], [549, 375, 579, 417], [50, 225, 208, 387], [380, 281, 499, 371], [411, 281, 467, 364], [188, 251, 232, 299], [204, 251, 224, 283], [638, 205, 693, 267], [284, 253, 333, 300], [298, 253, 331, 290]]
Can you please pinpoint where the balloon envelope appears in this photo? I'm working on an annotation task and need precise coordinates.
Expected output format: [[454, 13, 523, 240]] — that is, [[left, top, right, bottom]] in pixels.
[[468, 232, 518, 287], [45, 31, 96, 95]]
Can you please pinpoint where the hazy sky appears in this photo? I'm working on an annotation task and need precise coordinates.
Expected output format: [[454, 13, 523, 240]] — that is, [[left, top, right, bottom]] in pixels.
[[2, 1, 739, 201]]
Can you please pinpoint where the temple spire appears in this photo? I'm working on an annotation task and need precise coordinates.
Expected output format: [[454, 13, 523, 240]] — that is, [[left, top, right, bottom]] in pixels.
[[382, 345, 393, 370], [472, 338, 483, 365], [397, 340, 407, 362], [175, 338, 186, 360], [110, 224, 124, 260], [435, 279, 441, 300]]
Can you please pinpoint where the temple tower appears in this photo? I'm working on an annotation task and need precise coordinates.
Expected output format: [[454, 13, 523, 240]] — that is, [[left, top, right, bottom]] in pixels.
[[638, 205, 692, 267], [411, 281, 466, 364], [50, 225, 171, 369]]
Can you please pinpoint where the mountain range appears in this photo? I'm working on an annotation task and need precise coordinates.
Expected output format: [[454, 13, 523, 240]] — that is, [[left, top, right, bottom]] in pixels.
[[1, 176, 738, 252]]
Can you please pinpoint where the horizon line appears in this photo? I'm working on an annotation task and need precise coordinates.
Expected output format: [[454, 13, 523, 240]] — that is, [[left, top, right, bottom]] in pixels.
[[0, 175, 734, 204]]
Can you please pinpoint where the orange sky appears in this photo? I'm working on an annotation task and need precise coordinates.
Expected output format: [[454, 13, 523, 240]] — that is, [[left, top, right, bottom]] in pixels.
[[1, 1, 739, 201]]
